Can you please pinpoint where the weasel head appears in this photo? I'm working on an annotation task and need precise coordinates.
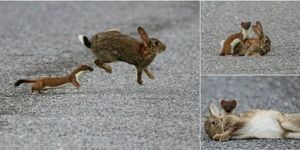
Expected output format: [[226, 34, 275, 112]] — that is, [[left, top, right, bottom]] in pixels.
[[221, 99, 237, 114], [241, 21, 251, 30], [79, 64, 94, 72], [75, 65, 93, 81]]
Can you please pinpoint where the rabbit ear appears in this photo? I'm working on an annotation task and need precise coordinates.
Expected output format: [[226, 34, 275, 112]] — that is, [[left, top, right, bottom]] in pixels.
[[209, 103, 220, 117], [256, 21, 264, 33], [256, 21, 264, 38], [138, 27, 149, 47], [252, 25, 263, 39]]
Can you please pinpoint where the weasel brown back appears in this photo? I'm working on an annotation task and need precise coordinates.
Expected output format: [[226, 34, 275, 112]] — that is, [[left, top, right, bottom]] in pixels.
[[220, 22, 251, 56], [15, 64, 93, 93]]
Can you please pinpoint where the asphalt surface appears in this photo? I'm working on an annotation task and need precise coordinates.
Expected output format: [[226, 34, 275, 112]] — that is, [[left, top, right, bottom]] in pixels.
[[201, 76, 300, 150], [0, 2, 199, 150], [201, 1, 300, 74]]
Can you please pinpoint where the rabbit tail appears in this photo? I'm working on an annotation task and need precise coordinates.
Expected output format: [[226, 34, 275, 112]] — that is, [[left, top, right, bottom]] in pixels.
[[78, 35, 91, 48]]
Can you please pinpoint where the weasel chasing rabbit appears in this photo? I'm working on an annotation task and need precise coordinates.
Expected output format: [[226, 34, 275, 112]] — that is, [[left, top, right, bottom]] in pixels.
[[204, 100, 300, 141], [15, 65, 93, 94], [79, 27, 166, 85]]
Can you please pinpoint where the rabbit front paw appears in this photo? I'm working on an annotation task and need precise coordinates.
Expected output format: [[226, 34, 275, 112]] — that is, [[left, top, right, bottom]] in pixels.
[[104, 65, 112, 74], [137, 79, 143, 85], [148, 74, 155, 79], [213, 133, 230, 142], [94, 59, 112, 74], [144, 69, 155, 79]]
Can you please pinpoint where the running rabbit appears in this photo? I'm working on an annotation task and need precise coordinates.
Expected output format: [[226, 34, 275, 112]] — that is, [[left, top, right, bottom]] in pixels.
[[79, 27, 166, 85], [204, 102, 300, 141]]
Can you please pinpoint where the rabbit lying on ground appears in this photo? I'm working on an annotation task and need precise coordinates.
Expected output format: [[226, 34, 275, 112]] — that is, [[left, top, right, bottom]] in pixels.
[[204, 101, 300, 141]]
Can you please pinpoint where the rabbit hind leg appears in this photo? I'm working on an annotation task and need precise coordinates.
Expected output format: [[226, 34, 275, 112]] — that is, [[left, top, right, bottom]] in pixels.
[[144, 68, 154, 79], [285, 132, 300, 139], [245, 46, 264, 57], [245, 49, 259, 57], [94, 59, 113, 74], [280, 114, 300, 132], [245, 51, 261, 57]]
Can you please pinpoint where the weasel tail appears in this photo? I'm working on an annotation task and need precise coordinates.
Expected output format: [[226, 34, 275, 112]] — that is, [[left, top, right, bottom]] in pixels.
[[14, 79, 37, 87], [78, 35, 91, 48]]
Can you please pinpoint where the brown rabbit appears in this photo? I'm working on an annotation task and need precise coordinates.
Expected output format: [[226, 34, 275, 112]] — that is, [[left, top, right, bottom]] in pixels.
[[234, 21, 271, 56], [204, 102, 300, 141], [78, 27, 166, 85]]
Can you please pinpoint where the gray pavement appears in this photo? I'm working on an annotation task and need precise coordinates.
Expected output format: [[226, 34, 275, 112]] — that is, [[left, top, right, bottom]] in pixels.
[[201, 76, 300, 150], [0, 2, 199, 149], [201, 1, 300, 74]]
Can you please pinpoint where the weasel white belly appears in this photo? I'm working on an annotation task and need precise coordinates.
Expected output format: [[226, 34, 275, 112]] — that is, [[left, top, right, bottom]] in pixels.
[[232, 110, 284, 139], [75, 71, 87, 82], [242, 29, 250, 40], [230, 39, 241, 53], [44, 83, 72, 90]]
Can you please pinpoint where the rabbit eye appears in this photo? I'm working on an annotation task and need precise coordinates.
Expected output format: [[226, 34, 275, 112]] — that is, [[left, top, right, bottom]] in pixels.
[[154, 41, 159, 46], [211, 120, 216, 125]]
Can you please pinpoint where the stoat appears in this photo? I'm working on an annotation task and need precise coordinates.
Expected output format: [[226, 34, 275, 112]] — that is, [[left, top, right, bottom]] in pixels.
[[14, 64, 93, 93], [219, 22, 251, 56], [221, 99, 237, 115]]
